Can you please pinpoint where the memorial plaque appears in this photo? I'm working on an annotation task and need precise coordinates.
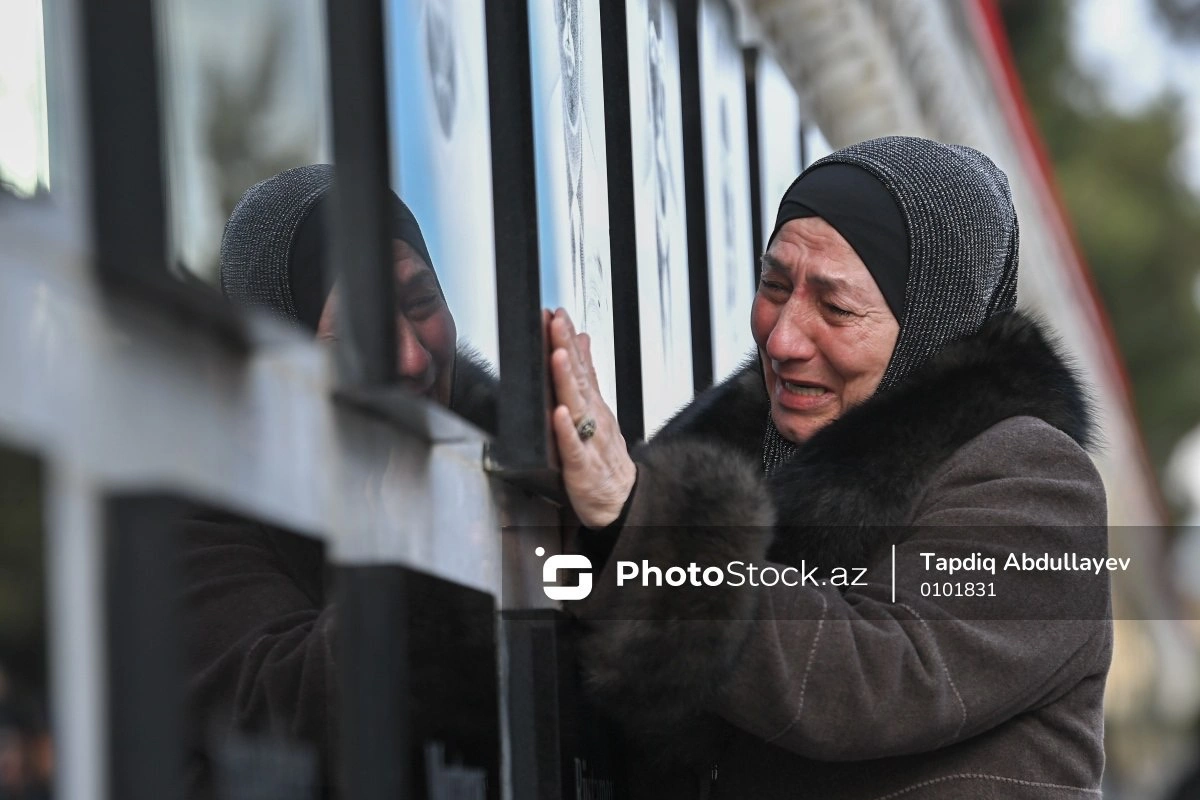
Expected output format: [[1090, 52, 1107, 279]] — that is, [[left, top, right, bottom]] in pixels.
[[529, 0, 619, 410], [697, 0, 757, 384], [625, 0, 694, 435], [751, 50, 802, 267], [386, 0, 501, 372]]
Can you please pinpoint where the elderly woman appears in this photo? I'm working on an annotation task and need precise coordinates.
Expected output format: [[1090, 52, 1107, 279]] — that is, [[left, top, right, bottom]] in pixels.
[[181, 164, 495, 795], [550, 136, 1111, 798]]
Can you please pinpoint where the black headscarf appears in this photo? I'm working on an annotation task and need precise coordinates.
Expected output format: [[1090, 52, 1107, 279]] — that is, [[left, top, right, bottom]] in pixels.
[[769, 163, 909, 324]]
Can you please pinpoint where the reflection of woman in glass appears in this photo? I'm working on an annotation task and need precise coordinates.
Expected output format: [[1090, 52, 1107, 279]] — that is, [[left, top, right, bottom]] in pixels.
[[219, 165, 495, 418], [185, 165, 495, 797]]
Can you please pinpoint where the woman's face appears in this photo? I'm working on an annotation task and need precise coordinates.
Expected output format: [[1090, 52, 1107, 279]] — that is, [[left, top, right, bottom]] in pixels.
[[751, 217, 899, 443], [316, 240, 457, 405]]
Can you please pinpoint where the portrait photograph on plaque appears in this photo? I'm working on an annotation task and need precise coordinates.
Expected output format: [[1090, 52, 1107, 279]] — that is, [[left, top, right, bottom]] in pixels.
[[697, 0, 757, 384], [626, 0, 694, 435], [752, 49, 802, 256], [385, 0, 501, 377], [529, 0, 619, 410]]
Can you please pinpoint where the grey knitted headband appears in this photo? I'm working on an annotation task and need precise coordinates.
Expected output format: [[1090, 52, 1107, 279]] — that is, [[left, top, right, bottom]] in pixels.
[[220, 164, 440, 332], [803, 135, 1020, 391], [220, 164, 334, 326]]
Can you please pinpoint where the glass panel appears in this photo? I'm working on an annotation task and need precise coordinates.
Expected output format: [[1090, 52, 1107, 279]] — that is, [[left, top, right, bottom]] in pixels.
[[801, 120, 833, 169], [156, 0, 329, 282], [174, 506, 330, 798], [385, 0, 502, 383], [0, 445, 53, 798], [698, 0, 756, 384], [528, 0, 618, 410], [754, 50, 802, 258], [0, 0, 51, 197], [176, 505, 503, 798], [627, 0, 694, 436]]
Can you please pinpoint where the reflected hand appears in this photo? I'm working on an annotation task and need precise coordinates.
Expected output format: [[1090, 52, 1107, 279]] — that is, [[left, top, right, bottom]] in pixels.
[[548, 308, 636, 528]]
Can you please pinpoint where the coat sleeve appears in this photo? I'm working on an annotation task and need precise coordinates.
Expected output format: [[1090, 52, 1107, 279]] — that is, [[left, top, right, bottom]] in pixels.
[[575, 416, 1112, 761], [179, 514, 337, 757]]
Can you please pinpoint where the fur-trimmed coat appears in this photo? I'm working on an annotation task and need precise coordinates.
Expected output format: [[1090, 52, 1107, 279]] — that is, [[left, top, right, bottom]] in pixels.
[[575, 312, 1112, 799]]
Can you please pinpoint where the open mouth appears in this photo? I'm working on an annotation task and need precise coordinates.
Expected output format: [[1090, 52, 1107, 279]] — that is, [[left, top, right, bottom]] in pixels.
[[782, 381, 828, 396]]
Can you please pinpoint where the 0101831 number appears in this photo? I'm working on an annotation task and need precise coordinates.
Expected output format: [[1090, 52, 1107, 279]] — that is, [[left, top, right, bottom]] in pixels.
[[920, 582, 995, 598]]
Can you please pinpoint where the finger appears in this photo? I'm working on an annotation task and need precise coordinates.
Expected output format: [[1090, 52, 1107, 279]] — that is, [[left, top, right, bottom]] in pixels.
[[549, 311, 577, 356], [577, 333, 599, 388], [560, 317, 594, 394], [551, 347, 588, 419], [552, 404, 588, 468], [551, 313, 595, 403]]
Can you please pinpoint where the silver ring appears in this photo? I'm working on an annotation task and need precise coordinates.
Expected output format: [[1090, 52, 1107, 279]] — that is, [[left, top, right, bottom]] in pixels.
[[575, 416, 597, 442]]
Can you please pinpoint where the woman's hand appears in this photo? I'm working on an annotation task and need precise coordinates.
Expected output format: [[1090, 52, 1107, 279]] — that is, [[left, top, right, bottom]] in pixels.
[[547, 308, 637, 528]]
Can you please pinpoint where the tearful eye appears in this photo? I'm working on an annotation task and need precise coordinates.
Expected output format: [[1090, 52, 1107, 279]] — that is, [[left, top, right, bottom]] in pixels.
[[401, 292, 444, 320]]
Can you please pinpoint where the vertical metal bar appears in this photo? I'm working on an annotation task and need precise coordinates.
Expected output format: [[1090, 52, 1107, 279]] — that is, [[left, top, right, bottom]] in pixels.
[[677, 0, 715, 393], [47, 465, 105, 800], [744, 48, 765, 276], [502, 611, 561, 800], [105, 496, 186, 800], [79, 0, 248, 345], [334, 567, 409, 799], [600, 0, 646, 443], [325, 0, 398, 387], [487, 0, 555, 474], [79, 0, 166, 283]]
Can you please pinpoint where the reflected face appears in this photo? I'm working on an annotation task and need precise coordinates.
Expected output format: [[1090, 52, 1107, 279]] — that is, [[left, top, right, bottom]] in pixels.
[[316, 240, 457, 405], [751, 218, 899, 443]]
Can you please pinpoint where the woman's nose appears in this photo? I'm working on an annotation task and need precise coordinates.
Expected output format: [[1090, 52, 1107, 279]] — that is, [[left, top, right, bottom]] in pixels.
[[396, 315, 432, 384], [765, 299, 819, 363]]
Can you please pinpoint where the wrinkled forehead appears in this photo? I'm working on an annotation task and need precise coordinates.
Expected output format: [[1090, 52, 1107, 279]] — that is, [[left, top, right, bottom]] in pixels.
[[764, 218, 874, 285], [393, 239, 436, 282]]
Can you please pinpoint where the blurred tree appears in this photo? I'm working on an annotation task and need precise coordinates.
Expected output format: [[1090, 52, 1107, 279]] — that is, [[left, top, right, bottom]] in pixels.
[[1002, 0, 1200, 517]]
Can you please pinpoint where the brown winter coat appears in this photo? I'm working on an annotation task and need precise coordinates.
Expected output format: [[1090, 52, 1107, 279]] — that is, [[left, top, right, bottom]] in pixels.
[[575, 312, 1112, 799]]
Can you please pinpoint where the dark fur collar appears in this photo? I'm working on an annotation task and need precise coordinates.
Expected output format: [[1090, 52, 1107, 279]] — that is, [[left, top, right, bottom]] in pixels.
[[449, 344, 498, 433], [659, 311, 1094, 570]]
